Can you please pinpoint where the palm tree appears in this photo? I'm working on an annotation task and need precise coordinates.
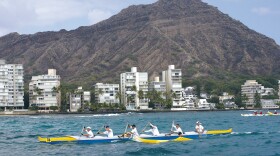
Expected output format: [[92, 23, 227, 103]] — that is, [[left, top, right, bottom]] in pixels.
[[115, 91, 122, 104], [131, 85, 137, 92], [32, 87, 42, 105], [126, 94, 136, 109], [98, 89, 104, 96], [254, 91, 261, 108], [52, 85, 61, 111], [34, 87, 42, 96], [171, 90, 178, 99], [241, 94, 248, 108], [138, 90, 144, 99]]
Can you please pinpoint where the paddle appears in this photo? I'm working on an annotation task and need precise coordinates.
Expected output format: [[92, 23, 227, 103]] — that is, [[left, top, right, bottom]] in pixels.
[[122, 123, 129, 138], [124, 123, 128, 133], [170, 120, 174, 132], [79, 126, 85, 139], [96, 125, 105, 136], [141, 122, 150, 134]]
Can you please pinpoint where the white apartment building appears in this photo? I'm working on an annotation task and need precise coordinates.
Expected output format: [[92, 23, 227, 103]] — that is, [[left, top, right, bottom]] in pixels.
[[162, 65, 184, 107], [84, 91, 91, 103], [241, 80, 263, 108], [69, 86, 91, 112], [0, 60, 24, 110], [120, 67, 149, 110], [94, 83, 119, 104], [29, 69, 61, 111], [148, 76, 166, 99]]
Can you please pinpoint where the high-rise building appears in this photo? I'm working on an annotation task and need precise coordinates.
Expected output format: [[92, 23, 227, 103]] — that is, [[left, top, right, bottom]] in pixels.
[[69, 86, 91, 112], [148, 76, 166, 99], [0, 60, 24, 110], [120, 67, 149, 110], [94, 83, 119, 104], [29, 69, 60, 111], [162, 65, 184, 107], [241, 80, 262, 108]]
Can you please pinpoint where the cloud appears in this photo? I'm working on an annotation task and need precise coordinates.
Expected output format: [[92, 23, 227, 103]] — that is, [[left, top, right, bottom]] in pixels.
[[251, 7, 280, 16], [0, 0, 123, 36], [88, 9, 112, 25], [251, 7, 272, 15]]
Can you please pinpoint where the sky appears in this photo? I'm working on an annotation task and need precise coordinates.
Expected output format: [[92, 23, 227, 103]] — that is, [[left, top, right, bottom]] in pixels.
[[0, 0, 279, 44]]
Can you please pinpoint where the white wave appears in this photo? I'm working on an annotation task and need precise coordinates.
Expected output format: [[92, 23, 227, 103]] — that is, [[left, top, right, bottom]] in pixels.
[[29, 116, 40, 119], [75, 114, 122, 118], [75, 112, 143, 118], [231, 132, 239, 135], [92, 114, 121, 117], [29, 116, 52, 119]]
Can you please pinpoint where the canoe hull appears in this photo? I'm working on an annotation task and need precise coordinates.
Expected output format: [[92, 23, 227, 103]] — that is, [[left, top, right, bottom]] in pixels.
[[38, 136, 129, 144], [140, 128, 232, 140]]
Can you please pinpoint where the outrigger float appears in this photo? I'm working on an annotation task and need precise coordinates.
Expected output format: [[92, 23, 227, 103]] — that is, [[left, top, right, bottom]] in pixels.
[[38, 128, 232, 144]]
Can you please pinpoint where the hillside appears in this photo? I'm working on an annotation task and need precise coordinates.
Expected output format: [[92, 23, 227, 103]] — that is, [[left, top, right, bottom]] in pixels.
[[0, 0, 279, 86]]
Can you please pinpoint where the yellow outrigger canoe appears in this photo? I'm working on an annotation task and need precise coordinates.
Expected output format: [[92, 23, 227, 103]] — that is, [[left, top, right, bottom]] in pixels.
[[38, 128, 232, 144]]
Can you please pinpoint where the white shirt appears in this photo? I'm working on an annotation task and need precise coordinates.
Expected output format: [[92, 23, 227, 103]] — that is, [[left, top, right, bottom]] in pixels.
[[131, 128, 139, 136], [145, 125, 160, 136], [172, 125, 183, 133], [86, 130, 94, 138], [195, 125, 204, 133], [103, 129, 114, 138]]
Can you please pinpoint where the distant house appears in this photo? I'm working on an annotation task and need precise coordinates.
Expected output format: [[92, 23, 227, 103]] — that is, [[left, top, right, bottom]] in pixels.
[[224, 101, 238, 109], [182, 87, 196, 109], [200, 93, 210, 99], [219, 92, 234, 103], [197, 99, 211, 110], [279, 80, 280, 99], [261, 99, 279, 109]]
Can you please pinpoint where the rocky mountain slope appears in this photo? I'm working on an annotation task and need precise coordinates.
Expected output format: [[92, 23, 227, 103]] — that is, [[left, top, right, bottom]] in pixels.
[[0, 0, 279, 85]]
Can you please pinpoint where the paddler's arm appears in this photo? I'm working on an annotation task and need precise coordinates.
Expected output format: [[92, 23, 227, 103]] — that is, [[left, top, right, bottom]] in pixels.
[[144, 129, 152, 133]]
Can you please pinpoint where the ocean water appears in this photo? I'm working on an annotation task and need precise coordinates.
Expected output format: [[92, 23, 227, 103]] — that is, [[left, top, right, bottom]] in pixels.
[[1, 111, 280, 156]]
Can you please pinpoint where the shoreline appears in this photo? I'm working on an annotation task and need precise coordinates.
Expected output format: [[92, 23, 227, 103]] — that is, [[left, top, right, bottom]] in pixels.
[[1, 108, 279, 116]]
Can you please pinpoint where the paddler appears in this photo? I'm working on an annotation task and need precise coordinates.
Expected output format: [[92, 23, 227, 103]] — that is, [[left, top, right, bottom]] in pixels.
[[195, 121, 204, 134], [127, 124, 139, 137], [274, 110, 278, 114], [143, 122, 160, 136], [254, 111, 257, 115], [81, 127, 94, 138], [171, 123, 183, 134], [98, 126, 114, 138]]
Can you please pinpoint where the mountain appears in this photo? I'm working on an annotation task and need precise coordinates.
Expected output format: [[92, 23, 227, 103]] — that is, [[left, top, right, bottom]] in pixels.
[[0, 0, 279, 85]]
